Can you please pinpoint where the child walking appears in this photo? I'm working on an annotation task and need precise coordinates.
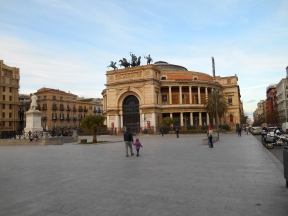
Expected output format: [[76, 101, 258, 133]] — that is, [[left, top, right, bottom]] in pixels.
[[133, 138, 143, 157]]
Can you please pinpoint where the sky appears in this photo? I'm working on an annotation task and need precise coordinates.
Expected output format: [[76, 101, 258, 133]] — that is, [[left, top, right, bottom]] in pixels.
[[1, 0, 287, 120]]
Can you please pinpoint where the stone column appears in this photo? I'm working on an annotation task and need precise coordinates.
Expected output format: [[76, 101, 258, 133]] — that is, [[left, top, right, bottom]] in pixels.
[[169, 86, 172, 104], [198, 87, 201, 104], [179, 86, 182, 104], [190, 112, 193, 125], [115, 115, 120, 129], [206, 113, 210, 125], [106, 115, 110, 128], [152, 113, 156, 132], [180, 112, 183, 126], [120, 115, 123, 128], [142, 113, 145, 129], [199, 112, 202, 125], [205, 87, 208, 100], [189, 86, 192, 104]]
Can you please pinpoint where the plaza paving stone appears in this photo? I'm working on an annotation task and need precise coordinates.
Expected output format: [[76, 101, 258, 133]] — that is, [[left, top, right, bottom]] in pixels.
[[0, 133, 287, 216]]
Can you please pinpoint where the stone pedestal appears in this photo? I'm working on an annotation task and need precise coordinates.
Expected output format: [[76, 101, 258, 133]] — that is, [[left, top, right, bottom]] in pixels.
[[24, 110, 43, 132]]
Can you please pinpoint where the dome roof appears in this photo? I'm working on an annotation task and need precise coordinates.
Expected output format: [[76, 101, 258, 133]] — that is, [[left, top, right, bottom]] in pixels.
[[154, 61, 187, 71]]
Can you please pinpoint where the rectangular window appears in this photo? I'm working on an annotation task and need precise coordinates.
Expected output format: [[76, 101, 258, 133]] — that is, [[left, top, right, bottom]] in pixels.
[[9, 113, 12, 118], [9, 104, 12, 109], [228, 97, 233, 105], [2, 112, 5, 118], [9, 79, 12, 84], [66, 97, 70, 101], [9, 87, 12, 93], [53, 95, 56, 100], [73, 98, 76, 102], [2, 87, 5, 92], [9, 121, 12, 127], [9, 96, 12, 101], [2, 77, 6, 83], [52, 113, 57, 119], [162, 95, 167, 104], [2, 104, 5, 109], [60, 96, 63, 101], [3, 95, 5, 101], [44, 95, 47, 100], [37, 96, 41, 100]]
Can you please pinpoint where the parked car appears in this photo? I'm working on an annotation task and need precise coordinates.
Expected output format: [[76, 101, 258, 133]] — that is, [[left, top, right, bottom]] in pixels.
[[267, 127, 275, 137], [251, 126, 262, 135]]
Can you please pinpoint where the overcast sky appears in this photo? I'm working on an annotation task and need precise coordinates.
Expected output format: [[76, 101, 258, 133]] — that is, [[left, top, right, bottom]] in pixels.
[[1, 0, 287, 120]]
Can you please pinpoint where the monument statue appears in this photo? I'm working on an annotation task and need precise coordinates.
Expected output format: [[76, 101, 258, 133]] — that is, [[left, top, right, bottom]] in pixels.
[[136, 56, 141, 66], [30, 93, 38, 110], [144, 54, 153, 64], [107, 61, 118, 70], [119, 58, 131, 68], [130, 52, 137, 67]]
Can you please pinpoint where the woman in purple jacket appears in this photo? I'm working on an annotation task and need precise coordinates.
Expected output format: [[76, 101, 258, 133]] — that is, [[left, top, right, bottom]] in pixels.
[[133, 138, 143, 157]]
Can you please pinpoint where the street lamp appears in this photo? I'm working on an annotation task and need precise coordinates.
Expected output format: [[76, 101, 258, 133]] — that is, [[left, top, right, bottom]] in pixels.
[[212, 57, 220, 139]]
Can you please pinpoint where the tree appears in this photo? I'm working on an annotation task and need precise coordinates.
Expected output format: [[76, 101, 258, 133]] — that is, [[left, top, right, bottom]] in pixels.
[[204, 91, 228, 119], [241, 114, 249, 125], [161, 117, 174, 126], [81, 115, 105, 143], [267, 110, 280, 126]]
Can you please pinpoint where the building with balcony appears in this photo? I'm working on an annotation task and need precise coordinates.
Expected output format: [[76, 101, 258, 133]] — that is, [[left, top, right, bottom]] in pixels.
[[102, 62, 243, 132], [31, 88, 95, 130], [0, 60, 20, 132], [276, 78, 288, 123], [266, 84, 277, 115]]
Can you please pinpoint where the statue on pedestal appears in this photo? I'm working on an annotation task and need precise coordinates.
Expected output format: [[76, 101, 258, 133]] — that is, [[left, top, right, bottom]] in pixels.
[[144, 54, 153, 65], [30, 94, 38, 110]]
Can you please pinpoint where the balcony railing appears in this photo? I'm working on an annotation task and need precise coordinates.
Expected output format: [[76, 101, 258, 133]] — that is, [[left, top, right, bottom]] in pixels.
[[73, 108, 77, 112], [42, 106, 47, 110], [78, 108, 83, 112], [52, 117, 57, 120], [52, 106, 57, 110], [66, 108, 71, 111]]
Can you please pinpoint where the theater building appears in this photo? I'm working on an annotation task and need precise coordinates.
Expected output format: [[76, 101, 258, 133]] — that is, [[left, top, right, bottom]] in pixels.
[[102, 61, 243, 133]]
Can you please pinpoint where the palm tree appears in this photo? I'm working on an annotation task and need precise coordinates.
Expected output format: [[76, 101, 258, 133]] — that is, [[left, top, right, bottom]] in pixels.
[[204, 90, 228, 119]]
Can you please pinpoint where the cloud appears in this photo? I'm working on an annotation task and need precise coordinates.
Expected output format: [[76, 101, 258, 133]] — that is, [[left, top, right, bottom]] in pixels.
[[246, 100, 256, 103]]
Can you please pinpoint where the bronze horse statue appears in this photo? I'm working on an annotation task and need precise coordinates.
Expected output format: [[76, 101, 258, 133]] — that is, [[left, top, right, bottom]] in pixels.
[[107, 61, 118, 70], [119, 58, 131, 68]]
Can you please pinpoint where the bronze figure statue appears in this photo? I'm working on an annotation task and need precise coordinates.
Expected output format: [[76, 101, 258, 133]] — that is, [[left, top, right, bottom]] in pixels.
[[144, 54, 153, 64], [107, 61, 118, 70]]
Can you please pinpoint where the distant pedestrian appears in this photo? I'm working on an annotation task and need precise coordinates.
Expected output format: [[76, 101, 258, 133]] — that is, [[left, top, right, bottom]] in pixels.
[[246, 126, 249, 135], [175, 128, 179, 138], [124, 127, 134, 157], [238, 127, 242, 137], [133, 138, 143, 157], [208, 126, 213, 148], [161, 129, 164, 136]]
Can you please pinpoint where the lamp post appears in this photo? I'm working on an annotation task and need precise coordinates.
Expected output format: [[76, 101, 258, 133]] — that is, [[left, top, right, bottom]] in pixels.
[[212, 57, 220, 139]]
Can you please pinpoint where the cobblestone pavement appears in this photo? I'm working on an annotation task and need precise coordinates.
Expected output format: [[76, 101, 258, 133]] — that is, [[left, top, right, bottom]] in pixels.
[[0, 133, 287, 216]]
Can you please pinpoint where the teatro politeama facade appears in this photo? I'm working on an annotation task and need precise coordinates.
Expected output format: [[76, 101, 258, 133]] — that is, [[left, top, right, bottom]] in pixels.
[[102, 61, 243, 133]]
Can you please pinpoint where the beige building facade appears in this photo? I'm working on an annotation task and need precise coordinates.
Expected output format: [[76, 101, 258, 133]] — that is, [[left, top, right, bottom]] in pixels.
[[102, 62, 243, 133], [0, 60, 20, 132]]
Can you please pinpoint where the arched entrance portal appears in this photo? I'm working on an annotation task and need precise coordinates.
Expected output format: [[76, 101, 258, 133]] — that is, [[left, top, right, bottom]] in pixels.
[[123, 95, 140, 134]]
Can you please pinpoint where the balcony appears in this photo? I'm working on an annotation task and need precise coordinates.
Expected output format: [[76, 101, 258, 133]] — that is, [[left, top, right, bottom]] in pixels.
[[60, 107, 64, 111], [52, 106, 57, 110], [84, 108, 88, 112], [66, 108, 71, 111], [42, 106, 47, 110], [52, 117, 57, 120], [73, 108, 77, 112], [78, 108, 83, 112]]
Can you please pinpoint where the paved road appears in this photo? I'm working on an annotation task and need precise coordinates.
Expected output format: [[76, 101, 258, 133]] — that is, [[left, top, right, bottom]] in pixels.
[[0, 133, 287, 216], [252, 134, 285, 164]]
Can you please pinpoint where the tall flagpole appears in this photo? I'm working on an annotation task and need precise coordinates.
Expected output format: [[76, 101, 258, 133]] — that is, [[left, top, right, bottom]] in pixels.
[[212, 57, 219, 139]]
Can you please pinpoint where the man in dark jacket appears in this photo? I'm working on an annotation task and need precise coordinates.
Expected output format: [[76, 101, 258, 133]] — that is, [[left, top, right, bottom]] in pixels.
[[124, 127, 134, 157]]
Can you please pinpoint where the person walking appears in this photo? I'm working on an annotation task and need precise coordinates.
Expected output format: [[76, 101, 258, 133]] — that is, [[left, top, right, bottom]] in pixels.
[[133, 138, 143, 157], [175, 128, 179, 138], [161, 129, 164, 136], [208, 126, 213, 148], [237, 127, 242, 137], [124, 127, 134, 157], [246, 126, 249, 135]]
